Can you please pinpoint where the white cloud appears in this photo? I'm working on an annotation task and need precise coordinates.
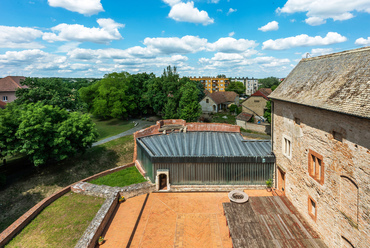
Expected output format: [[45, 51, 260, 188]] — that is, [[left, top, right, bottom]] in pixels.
[[305, 17, 326, 26], [277, 0, 370, 26], [258, 21, 279, 32], [228, 31, 235, 37], [207, 37, 258, 53], [355, 37, 370, 46], [43, 18, 124, 44], [143, 36, 208, 54], [227, 8, 237, 15], [48, 0, 104, 15], [164, 1, 214, 25], [0, 49, 47, 64], [302, 48, 333, 57], [55, 42, 80, 53], [0, 26, 44, 49], [262, 32, 347, 50]]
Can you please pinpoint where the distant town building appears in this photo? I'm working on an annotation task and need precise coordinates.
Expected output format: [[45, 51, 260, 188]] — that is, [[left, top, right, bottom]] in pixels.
[[200, 91, 239, 113], [269, 47, 370, 248], [0, 76, 27, 103], [241, 88, 272, 118], [189, 76, 229, 93], [230, 77, 260, 96]]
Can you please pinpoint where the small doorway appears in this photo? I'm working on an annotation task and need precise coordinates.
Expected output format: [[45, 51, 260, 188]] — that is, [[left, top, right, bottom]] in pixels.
[[159, 174, 167, 190], [278, 167, 286, 194]]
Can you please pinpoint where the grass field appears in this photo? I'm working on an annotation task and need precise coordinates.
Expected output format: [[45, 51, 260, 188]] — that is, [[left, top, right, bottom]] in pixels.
[[90, 166, 146, 187], [91, 117, 135, 141], [211, 113, 237, 125], [5, 192, 104, 248], [0, 135, 135, 233]]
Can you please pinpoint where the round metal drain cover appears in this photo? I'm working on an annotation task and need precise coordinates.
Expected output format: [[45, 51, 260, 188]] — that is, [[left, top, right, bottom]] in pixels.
[[228, 190, 249, 203]]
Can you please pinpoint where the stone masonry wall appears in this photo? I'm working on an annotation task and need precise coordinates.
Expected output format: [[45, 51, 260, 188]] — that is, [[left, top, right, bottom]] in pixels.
[[242, 96, 268, 117], [272, 100, 370, 248]]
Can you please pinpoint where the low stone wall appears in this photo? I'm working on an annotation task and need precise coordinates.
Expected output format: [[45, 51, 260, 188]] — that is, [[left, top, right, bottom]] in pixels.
[[75, 193, 119, 248], [236, 120, 271, 135], [73, 182, 155, 248], [0, 162, 138, 247]]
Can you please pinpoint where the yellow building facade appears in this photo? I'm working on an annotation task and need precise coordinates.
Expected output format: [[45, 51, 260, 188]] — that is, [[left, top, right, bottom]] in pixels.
[[189, 77, 230, 93]]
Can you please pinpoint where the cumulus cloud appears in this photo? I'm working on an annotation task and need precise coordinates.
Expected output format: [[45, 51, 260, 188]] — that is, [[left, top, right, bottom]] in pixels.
[[262, 32, 347, 50], [303, 48, 334, 57], [277, 0, 370, 26], [143, 35, 207, 54], [355, 37, 370, 46], [48, 0, 104, 15], [227, 8, 237, 15], [43, 18, 124, 44], [207, 37, 258, 53], [228, 31, 235, 37], [258, 21, 279, 32], [164, 1, 214, 25], [0, 26, 44, 48]]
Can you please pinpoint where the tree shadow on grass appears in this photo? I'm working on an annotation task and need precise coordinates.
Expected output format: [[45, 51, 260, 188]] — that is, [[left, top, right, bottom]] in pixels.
[[0, 136, 133, 233]]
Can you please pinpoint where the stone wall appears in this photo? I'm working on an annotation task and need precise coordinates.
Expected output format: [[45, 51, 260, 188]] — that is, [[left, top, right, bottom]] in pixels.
[[200, 95, 217, 113], [272, 99, 370, 248]]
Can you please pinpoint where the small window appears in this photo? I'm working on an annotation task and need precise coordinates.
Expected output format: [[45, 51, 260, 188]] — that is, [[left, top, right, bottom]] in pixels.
[[294, 117, 301, 125], [254, 100, 260, 103], [308, 150, 324, 185], [308, 196, 317, 221], [206, 99, 209, 103], [333, 131, 343, 142], [3, 96, 8, 101], [283, 137, 291, 158]]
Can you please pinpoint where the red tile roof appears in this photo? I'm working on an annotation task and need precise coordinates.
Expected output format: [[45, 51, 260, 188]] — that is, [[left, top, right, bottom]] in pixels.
[[236, 112, 253, 122], [251, 88, 272, 100], [209, 91, 238, 104], [0, 76, 27, 92], [0, 100, 6, 109]]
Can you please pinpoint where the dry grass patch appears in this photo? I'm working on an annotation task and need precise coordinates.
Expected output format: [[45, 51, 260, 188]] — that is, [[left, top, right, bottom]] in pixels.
[[0, 135, 134, 233], [5, 192, 104, 248]]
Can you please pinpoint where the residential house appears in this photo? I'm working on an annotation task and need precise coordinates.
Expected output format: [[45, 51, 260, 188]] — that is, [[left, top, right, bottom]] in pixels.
[[200, 91, 239, 113], [0, 76, 27, 103], [189, 76, 229, 93], [241, 88, 272, 118], [269, 47, 370, 248], [230, 77, 260, 95]]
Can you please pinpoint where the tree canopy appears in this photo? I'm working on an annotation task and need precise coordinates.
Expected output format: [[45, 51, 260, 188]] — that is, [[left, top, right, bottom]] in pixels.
[[0, 103, 98, 166], [226, 81, 246, 95], [258, 77, 280, 89], [15, 77, 82, 111]]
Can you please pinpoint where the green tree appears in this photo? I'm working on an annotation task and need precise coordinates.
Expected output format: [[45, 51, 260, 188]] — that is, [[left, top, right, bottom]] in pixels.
[[264, 100, 272, 123], [178, 81, 202, 121], [258, 77, 280, 89], [127, 73, 154, 116], [163, 97, 178, 119], [15, 77, 82, 111], [226, 81, 246, 95], [217, 74, 226, 78], [0, 103, 98, 166]]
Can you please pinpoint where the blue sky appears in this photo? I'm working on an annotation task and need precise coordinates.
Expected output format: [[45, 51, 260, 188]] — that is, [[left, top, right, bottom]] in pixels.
[[0, 0, 369, 78]]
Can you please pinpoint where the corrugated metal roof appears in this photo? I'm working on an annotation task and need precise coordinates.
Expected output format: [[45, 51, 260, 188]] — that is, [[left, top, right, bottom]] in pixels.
[[137, 132, 273, 158]]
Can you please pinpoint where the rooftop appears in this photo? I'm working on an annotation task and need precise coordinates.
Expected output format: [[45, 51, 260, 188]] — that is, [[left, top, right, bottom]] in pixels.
[[269, 46, 370, 119], [0, 76, 27, 92], [251, 88, 272, 100], [137, 131, 273, 159], [207, 91, 238, 104]]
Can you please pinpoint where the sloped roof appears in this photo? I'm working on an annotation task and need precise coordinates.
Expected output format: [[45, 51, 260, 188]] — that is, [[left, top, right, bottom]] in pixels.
[[269, 47, 370, 119], [0, 76, 27, 92], [0, 100, 6, 109], [209, 91, 238, 104], [251, 88, 272, 100], [236, 112, 253, 122], [138, 132, 273, 158]]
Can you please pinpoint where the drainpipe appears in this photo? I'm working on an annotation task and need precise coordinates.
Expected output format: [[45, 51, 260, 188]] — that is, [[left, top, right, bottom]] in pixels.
[[271, 100, 276, 189]]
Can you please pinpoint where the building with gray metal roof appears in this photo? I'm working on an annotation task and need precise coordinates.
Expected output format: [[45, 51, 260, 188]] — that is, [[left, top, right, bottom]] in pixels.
[[135, 128, 275, 188]]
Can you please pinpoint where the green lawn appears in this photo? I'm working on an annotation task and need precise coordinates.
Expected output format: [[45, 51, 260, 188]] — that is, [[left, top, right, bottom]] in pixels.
[[0, 135, 135, 233], [5, 192, 104, 248], [91, 117, 135, 141], [211, 113, 237, 125], [90, 166, 146, 187]]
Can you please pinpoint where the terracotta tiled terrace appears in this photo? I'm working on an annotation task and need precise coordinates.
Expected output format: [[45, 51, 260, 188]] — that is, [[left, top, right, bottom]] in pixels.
[[99, 190, 325, 248]]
